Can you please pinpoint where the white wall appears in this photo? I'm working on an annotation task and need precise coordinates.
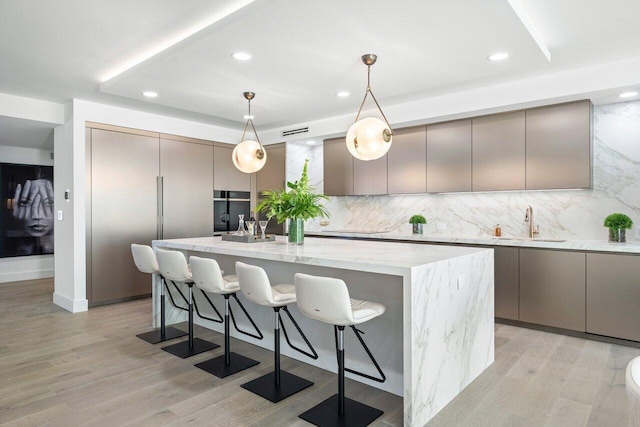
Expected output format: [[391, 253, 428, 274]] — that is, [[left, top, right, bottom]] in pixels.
[[52, 99, 244, 312], [305, 100, 640, 242]]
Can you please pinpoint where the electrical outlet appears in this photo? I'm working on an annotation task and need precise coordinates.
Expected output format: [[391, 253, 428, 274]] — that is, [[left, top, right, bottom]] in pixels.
[[436, 222, 446, 231], [57, 210, 63, 221], [635, 225, 640, 239]]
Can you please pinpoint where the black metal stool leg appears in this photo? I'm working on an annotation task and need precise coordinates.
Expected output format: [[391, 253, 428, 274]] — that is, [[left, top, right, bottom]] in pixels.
[[195, 294, 259, 378], [241, 307, 314, 402], [161, 283, 219, 358], [136, 276, 187, 344], [299, 326, 383, 427]]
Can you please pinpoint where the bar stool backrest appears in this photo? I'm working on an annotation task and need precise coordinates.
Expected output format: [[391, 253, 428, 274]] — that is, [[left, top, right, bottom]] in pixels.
[[131, 244, 159, 274], [236, 261, 274, 306], [189, 256, 225, 294], [156, 249, 191, 283], [294, 273, 353, 325]]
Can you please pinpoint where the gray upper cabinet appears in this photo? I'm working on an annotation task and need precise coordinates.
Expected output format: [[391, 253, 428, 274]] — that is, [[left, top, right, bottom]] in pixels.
[[387, 126, 427, 194], [214, 144, 251, 191], [472, 112, 525, 191], [323, 137, 354, 196], [427, 119, 472, 193], [354, 155, 388, 195], [586, 253, 640, 342], [525, 100, 592, 190], [161, 138, 213, 239], [519, 248, 586, 331]]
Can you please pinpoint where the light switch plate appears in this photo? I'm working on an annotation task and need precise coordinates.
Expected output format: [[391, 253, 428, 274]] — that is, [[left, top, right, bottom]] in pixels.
[[635, 225, 640, 239], [437, 222, 446, 230]]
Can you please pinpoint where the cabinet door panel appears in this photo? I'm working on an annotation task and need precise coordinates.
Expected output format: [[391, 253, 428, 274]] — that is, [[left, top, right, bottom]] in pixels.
[[257, 145, 285, 235], [427, 119, 472, 193], [354, 155, 387, 195], [214, 145, 251, 191], [587, 253, 640, 342], [519, 249, 585, 331], [495, 247, 519, 320], [525, 100, 592, 190], [472, 112, 525, 191], [323, 137, 353, 196], [91, 129, 159, 304], [161, 138, 213, 239], [387, 126, 427, 194]]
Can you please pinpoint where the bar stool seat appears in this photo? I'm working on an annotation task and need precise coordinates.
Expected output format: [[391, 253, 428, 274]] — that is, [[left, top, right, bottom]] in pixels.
[[627, 356, 640, 426], [189, 256, 262, 378], [236, 262, 318, 403], [295, 273, 387, 427], [131, 244, 187, 344], [156, 248, 220, 359]]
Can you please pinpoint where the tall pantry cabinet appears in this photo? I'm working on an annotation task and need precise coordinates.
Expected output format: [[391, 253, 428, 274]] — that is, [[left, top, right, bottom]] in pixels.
[[85, 125, 216, 306]]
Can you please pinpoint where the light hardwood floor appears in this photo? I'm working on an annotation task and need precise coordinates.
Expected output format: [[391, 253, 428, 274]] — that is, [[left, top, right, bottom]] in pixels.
[[0, 279, 638, 426]]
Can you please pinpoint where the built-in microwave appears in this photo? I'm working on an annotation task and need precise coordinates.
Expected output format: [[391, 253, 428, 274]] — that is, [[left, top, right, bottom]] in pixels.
[[213, 190, 251, 234]]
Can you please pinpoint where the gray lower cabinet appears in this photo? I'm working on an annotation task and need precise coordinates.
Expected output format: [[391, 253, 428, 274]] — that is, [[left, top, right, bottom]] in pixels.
[[323, 137, 353, 196], [525, 100, 592, 190], [519, 248, 586, 331], [256, 143, 286, 235], [426, 119, 472, 193], [214, 144, 251, 191], [472, 111, 525, 191], [586, 253, 640, 342], [353, 155, 388, 195], [387, 126, 427, 194], [494, 247, 519, 320]]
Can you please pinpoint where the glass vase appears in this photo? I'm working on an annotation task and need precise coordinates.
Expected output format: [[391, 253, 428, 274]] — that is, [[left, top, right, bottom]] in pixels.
[[288, 219, 304, 245], [608, 228, 626, 242]]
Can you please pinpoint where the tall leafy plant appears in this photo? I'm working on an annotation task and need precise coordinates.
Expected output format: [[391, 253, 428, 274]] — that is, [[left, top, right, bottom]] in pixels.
[[257, 159, 329, 223]]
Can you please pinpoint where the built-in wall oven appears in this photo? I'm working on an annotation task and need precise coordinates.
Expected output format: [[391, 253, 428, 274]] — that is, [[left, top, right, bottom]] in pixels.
[[214, 190, 251, 235]]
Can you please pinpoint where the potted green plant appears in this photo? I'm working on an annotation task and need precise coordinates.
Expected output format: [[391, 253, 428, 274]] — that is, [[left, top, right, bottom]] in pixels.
[[604, 213, 633, 242], [409, 214, 427, 234], [256, 159, 329, 245]]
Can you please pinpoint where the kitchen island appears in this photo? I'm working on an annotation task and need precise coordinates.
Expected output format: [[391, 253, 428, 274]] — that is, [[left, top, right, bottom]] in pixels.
[[152, 236, 494, 426]]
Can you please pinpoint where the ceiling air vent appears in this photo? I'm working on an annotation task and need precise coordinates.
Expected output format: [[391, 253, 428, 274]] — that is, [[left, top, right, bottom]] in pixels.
[[281, 126, 309, 137]]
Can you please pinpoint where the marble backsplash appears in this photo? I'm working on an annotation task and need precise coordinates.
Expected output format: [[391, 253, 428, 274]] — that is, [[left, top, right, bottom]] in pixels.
[[286, 100, 640, 241]]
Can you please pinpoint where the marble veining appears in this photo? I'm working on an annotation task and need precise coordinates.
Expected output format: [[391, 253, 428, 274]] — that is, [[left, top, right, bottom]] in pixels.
[[307, 101, 640, 243]]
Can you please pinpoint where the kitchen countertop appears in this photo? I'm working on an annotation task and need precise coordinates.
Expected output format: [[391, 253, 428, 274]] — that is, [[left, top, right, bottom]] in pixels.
[[307, 230, 640, 254]]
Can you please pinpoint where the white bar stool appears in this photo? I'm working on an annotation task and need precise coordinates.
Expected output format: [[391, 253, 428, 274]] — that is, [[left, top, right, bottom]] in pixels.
[[295, 273, 387, 427], [189, 256, 263, 378], [236, 261, 318, 403], [627, 356, 640, 426], [130, 244, 187, 344], [156, 248, 220, 358]]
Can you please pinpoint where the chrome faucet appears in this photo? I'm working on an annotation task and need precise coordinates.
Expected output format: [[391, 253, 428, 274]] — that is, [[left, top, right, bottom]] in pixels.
[[524, 205, 540, 238]]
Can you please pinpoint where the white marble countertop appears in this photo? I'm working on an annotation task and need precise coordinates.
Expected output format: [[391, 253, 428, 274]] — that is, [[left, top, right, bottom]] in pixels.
[[153, 235, 490, 276], [306, 230, 640, 254]]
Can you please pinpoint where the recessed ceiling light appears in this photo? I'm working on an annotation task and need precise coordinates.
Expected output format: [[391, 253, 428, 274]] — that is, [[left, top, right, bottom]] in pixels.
[[243, 114, 254, 119], [620, 91, 638, 98], [142, 91, 158, 98], [232, 52, 252, 61], [306, 140, 316, 145], [488, 52, 510, 61], [336, 91, 350, 97]]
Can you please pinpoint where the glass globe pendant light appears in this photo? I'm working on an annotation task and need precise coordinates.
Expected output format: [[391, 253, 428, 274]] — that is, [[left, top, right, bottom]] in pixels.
[[346, 54, 393, 161], [233, 91, 267, 173]]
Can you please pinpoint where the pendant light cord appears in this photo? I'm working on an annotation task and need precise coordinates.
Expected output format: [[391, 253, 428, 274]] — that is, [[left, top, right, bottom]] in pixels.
[[240, 98, 265, 155], [352, 65, 393, 133]]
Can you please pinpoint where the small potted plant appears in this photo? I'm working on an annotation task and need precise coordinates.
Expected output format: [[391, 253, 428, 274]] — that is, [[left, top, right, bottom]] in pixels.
[[603, 213, 633, 242], [257, 159, 329, 245], [409, 215, 427, 234]]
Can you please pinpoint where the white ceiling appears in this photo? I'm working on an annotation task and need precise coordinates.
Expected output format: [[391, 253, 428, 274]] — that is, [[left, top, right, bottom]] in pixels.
[[2, 0, 640, 137]]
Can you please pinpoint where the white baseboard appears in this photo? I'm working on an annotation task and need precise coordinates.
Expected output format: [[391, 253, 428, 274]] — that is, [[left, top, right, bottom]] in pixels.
[[53, 292, 88, 313], [0, 269, 54, 283]]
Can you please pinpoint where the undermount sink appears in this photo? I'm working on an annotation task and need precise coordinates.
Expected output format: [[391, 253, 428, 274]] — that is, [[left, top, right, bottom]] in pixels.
[[496, 237, 567, 243]]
